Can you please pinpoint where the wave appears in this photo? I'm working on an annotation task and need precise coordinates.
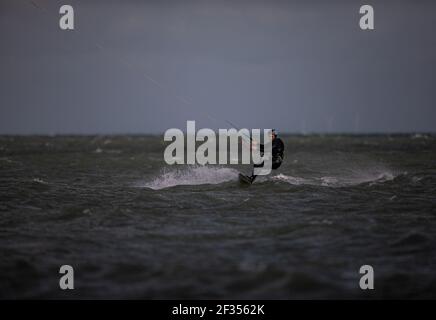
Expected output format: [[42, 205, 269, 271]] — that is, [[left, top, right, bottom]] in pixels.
[[270, 170, 396, 187], [142, 166, 239, 190], [141, 163, 398, 190], [32, 178, 49, 185], [270, 174, 311, 186]]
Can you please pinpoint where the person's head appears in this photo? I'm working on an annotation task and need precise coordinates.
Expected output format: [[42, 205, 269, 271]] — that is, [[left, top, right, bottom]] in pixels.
[[270, 129, 277, 140]]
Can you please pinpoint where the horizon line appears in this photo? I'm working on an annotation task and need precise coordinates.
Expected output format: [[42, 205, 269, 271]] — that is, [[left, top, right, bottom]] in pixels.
[[0, 131, 435, 137]]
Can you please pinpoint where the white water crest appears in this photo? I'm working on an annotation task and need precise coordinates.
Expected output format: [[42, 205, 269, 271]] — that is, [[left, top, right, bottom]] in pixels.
[[270, 169, 396, 187], [143, 166, 239, 190]]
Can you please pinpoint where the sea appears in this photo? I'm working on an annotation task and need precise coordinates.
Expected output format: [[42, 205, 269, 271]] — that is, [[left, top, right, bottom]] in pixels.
[[0, 134, 435, 298]]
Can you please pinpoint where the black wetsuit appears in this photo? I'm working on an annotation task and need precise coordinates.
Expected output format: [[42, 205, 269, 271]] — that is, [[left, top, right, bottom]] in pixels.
[[250, 137, 284, 181]]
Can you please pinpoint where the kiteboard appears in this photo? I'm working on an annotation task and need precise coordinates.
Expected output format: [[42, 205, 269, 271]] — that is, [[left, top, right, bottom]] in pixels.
[[238, 173, 253, 185]]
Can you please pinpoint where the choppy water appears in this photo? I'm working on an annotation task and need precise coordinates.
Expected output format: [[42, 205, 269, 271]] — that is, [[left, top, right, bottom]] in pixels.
[[1, 134, 436, 299]]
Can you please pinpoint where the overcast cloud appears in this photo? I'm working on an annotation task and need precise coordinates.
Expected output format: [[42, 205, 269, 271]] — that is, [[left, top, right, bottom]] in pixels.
[[1, 0, 435, 134]]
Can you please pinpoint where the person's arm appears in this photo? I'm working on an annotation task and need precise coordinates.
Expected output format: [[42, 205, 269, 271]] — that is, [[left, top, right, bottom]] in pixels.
[[269, 139, 283, 158], [277, 140, 284, 154], [275, 140, 284, 158]]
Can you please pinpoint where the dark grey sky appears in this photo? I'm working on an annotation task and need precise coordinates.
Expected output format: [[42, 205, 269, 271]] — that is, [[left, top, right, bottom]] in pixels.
[[1, 0, 435, 134]]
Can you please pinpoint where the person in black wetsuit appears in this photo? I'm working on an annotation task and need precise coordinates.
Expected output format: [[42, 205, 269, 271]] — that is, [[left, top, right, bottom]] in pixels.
[[250, 129, 284, 183]]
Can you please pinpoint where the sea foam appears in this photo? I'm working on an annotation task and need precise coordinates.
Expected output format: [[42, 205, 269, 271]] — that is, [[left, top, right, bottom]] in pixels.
[[143, 166, 239, 190]]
